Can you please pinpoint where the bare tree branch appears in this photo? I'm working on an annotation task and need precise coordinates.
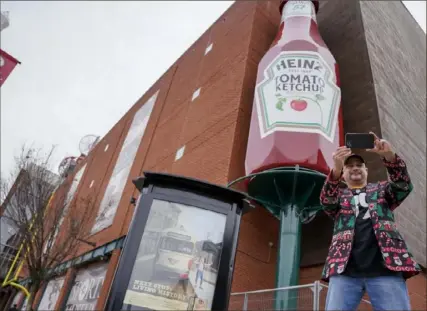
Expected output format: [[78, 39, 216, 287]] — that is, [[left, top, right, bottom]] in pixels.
[[0, 145, 99, 311]]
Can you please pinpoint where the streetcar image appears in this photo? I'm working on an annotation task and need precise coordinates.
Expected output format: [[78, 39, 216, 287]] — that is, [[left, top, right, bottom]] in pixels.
[[152, 226, 196, 279]]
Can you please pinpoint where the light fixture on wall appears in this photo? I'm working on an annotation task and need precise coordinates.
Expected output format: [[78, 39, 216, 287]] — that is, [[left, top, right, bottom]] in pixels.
[[130, 197, 137, 205], [267, 242, 274, 263]]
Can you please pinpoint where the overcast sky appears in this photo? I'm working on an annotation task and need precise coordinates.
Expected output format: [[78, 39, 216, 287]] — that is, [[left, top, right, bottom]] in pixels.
[[1, 1, 426, 179]]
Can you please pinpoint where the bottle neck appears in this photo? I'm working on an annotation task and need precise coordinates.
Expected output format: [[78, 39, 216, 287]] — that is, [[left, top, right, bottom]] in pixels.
[[273, 1, 318, 46]]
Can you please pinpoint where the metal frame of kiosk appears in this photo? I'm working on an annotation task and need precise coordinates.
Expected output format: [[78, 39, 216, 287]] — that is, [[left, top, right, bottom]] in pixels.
[[105, 171, 250, 311]]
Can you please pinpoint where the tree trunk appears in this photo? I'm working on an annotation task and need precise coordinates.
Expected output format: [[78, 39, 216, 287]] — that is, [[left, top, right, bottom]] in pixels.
[[25, 282, 39, 311]]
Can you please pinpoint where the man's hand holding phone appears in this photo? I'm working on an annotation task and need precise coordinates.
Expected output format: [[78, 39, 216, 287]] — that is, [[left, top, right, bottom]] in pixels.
[[331, 146, 352, 180], [366, 132, 396, 162]]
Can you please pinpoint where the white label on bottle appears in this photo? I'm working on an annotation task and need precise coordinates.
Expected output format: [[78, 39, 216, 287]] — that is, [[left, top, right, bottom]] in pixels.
[[255, 51, 341, 142], [283, 0, 317, 23]]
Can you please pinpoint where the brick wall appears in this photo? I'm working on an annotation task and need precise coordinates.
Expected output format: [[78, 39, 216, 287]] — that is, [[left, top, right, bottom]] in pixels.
[[359, 0, 426, 268], [407, 273, 427, 310], [316, 0, 387, 182], [30, 1, 425, 309]]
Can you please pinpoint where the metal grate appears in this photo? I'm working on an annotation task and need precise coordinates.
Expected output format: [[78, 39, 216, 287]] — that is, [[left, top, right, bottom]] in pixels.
[[230, 281, 372, 311], [230, 283, 320, 311]]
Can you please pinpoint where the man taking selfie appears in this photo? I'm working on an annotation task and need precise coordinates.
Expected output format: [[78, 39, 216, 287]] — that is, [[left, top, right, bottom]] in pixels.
[[320, 132, 421, 311]]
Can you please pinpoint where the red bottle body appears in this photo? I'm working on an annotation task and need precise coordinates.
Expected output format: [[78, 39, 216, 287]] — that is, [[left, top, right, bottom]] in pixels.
[[245, 0, 344, 176]]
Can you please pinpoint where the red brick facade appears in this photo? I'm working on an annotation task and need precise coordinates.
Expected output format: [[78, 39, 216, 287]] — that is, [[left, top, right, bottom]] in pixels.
[[7, 1, 425, 310]]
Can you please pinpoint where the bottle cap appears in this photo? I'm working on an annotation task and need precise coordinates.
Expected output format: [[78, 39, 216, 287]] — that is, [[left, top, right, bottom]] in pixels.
[[279, 0, 320, 14]]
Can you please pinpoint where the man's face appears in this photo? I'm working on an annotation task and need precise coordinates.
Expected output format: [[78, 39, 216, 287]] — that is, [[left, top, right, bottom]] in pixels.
[[342, 157, 368, 186]]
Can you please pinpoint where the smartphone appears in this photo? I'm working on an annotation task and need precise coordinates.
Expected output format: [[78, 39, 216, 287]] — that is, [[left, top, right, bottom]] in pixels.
[[345, 133, 375, 149]]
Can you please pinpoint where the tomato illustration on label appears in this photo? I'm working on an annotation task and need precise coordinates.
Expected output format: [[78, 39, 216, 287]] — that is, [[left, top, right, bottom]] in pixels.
[[290, 99, 308, 111]]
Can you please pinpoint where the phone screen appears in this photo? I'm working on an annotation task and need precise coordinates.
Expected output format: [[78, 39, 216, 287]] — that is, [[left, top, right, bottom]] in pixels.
[[345, 133, 375, 149]]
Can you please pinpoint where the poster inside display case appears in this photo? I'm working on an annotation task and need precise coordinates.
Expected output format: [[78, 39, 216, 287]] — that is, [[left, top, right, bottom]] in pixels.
[[64, 261, 108, 311], [122, 199, 227, 311], [37, 276, 65, 310], [10, 291, 23, 308], [20, 296, 28, 311]]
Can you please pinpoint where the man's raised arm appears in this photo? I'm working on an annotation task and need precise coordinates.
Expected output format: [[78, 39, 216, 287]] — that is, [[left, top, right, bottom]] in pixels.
[[320, 146, 351, 218], [367, 132, 413, 211]]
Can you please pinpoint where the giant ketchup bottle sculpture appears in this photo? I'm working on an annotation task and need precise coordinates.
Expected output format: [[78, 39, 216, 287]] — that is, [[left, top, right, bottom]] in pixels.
[[229, 1, 344, 310], [245, 0, 343, 175]]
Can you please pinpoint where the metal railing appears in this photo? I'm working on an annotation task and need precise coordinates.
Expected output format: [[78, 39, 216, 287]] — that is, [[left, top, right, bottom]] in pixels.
[[230, 281, 372, 310], [0, 240, 22, 279]]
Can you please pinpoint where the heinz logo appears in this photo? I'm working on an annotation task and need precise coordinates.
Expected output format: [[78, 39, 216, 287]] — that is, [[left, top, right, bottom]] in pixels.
[[275, 58, 321, 71]]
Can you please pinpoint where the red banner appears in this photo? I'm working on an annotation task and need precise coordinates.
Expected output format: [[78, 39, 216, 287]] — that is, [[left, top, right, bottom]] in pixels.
[[0, 49, 20, 86]]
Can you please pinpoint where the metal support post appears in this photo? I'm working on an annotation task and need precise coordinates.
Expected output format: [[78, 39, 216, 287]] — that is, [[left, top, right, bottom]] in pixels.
[[243, 293, 248, 311], [274, 206, 302, 311]]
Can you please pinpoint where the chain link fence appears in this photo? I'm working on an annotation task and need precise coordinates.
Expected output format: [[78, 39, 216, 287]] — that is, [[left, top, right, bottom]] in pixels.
[[230, 281, 372, 311]]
